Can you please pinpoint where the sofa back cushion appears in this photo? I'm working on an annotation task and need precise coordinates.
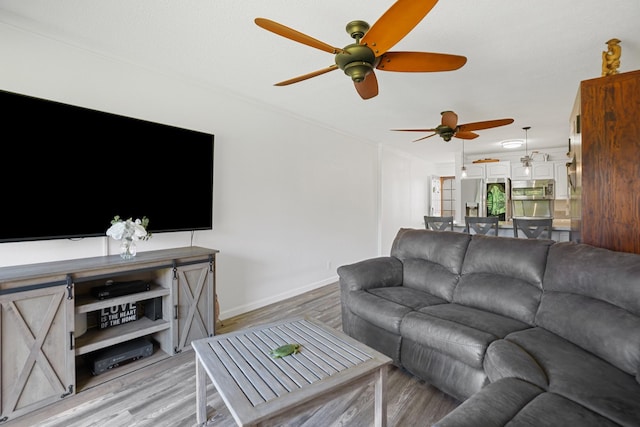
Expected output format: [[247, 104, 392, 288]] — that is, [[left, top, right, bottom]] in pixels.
[[538, 242, 640, 375], [391, 229, 471, 301], [454, 235, 553, 324]]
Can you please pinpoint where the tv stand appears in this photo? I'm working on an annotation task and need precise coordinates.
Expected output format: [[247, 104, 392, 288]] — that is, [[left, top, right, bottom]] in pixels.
[[0, 246, 218, 423]]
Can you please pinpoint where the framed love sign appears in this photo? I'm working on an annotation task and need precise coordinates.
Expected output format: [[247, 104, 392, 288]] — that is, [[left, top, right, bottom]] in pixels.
[[98, 302, 138, 329]]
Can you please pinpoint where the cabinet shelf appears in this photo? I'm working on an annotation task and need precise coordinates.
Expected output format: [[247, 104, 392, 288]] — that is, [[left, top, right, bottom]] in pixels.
[[75, 341, 170, 392], [75, 317, 170, 356], [75, 284, 170, 314]]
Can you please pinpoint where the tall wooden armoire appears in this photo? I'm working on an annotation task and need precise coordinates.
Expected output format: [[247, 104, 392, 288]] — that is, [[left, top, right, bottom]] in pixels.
[[578, 69, 640, 254]]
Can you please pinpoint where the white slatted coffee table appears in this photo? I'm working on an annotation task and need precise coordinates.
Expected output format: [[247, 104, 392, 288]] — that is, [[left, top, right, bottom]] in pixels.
[[192, 316, 391, 426]]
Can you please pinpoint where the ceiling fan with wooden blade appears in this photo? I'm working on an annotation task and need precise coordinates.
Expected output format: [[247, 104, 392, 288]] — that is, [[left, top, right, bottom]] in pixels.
[[392, 111, 515, 142], [255, 0, 467, 100]]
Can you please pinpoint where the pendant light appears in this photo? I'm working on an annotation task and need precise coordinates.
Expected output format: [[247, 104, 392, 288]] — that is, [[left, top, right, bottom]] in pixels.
[[461, 139, 467, 178], [520, 126, 532, 175]]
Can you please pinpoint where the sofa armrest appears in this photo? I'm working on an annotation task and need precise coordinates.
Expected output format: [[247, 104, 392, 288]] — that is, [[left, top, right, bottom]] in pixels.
[[337, 256, 403, 293], [484, 338, 548, 389]]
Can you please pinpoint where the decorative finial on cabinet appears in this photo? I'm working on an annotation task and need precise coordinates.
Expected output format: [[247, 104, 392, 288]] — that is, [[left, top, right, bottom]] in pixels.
[[602, 38, 621, 76]]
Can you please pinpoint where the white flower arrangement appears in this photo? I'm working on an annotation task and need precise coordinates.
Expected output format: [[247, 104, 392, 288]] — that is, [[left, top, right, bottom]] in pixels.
[[106, 216, 152, 241]]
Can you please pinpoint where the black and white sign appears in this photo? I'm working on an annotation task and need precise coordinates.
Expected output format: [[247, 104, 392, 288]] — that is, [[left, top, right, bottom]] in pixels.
[[98, 302, 138, 329]]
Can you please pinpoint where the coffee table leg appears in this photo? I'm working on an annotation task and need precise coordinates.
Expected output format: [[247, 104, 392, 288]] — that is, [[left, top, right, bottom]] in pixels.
[[374, 365, 388, 427], [196, 354, 207, 425]]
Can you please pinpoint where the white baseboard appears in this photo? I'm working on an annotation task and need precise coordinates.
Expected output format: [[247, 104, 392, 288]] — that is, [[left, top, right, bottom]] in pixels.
[[219, 275, 338, 321]]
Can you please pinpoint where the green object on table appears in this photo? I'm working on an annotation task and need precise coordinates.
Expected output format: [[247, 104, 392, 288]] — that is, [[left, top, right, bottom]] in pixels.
[[269, 343, 301, 358]]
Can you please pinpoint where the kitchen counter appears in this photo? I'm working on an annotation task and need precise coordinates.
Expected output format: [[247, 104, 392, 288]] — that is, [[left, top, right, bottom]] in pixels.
[[453, 218, 570, 231], [503, 218, 570, 231], [452, 218, 571, 241]]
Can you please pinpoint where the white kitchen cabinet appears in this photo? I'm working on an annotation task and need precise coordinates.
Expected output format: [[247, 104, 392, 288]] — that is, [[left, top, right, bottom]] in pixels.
[[531, 162, 555, 179], [511, 161, 568, 199], [462, 163, 485, 179], [511, 162, 554, 180], [486, 161, 511, 178], [511, 164, 529, 180], [463, 161, 511, 180]]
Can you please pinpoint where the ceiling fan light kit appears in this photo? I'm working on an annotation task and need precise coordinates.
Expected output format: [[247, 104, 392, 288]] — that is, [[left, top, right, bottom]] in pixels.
[[255, 0, 467, 99]]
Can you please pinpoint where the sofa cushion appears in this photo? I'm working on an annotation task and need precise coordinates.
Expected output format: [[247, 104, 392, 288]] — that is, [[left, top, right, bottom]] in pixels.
[[505, 392, 621, 427], [391, 229, 470, 300], [401, 305, 530, 368], [433, 378, 544, 427], [347, 290, 413, 334], [454, 235, 552, 324], [401, 258, 461, 301], [454, 272, 542, 325], [540, 242, 640, 375], [537, 292, 640, 375], [367, 286, 447, 309], [435, 377, 621, 427], [544, 242, 640, 315], [492, 327, 640, 426]]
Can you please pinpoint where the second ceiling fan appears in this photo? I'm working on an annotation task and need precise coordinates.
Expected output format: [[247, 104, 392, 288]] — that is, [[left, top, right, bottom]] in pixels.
[[392, 111, 515, 142], [255, 0, 467, 100]]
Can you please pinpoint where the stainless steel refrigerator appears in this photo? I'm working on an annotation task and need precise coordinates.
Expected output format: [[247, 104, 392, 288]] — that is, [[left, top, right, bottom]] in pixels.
[[460, 178, 484, 218], [485, 178, 511, 221]]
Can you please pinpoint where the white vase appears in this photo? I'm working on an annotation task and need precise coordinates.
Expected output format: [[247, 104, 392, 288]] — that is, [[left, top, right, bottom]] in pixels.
[[120, 239, 137, 259]]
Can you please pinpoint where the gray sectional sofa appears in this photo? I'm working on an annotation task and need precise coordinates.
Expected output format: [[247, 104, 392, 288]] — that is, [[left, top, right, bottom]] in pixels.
[[338, 228, 640, 426]]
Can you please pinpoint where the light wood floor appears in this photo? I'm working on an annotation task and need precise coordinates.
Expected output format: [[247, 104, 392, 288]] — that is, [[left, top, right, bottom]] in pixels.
[[10, 282, 459, 427]]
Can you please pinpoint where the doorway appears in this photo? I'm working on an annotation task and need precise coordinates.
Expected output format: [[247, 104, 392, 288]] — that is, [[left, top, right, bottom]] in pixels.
[[432, 176, 455, 217], [441, 176, 456, 217]]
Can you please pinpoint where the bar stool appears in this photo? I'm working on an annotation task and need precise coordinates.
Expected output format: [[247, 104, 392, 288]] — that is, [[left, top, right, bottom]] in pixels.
[[513, 218, 553, 239], [465, 216, 499, 236], [424, 216, 454, 231]]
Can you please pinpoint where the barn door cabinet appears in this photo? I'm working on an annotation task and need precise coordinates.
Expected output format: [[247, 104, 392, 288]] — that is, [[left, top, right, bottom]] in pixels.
[[0, 280, 74, 422], [172, 261, 215, 353], [0, 246, 218, 423]]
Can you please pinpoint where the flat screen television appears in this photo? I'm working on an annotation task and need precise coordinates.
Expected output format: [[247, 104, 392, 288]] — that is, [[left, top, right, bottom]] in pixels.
[[0, 89, 214, 243]]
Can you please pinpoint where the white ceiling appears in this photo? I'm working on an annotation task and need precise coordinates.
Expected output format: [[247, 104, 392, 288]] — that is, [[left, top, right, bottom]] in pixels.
[[1, 0, 639, 163]]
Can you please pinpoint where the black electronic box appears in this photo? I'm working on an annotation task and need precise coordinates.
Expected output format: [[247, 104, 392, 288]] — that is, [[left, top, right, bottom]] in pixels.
[[86, 337, 154, 375], [144, 297, 163, 320], [91, 280, 150, 300]]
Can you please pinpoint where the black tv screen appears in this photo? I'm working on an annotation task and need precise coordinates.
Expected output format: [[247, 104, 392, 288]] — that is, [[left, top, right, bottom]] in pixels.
[[1, 89, 214, 243]]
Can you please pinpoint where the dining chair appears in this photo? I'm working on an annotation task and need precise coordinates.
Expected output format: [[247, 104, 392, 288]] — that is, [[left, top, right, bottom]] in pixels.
[[513, 218, 553, 239], [424, 216, 455, 231], [465, 216, 499, 236]]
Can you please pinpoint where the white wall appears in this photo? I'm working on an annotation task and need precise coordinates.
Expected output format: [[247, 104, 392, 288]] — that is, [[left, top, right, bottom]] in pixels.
[[0, 21, 434, 319], [379, 148, 443, 254]]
